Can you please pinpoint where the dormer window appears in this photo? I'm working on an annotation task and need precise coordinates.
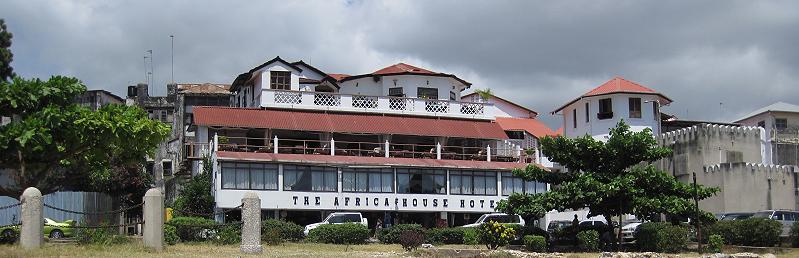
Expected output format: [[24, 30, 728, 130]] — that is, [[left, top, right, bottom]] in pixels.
[[270, 71, 291, 90], [628, 98, 641, 118], [598, 98, 613, 120]]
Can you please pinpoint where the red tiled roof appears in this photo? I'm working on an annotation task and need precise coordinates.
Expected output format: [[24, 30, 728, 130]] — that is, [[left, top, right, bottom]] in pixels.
[[327, 73, 350, 81], [555, 127, 563, 136], [373, 63, 436, 75], [217, 152, 545, 170], [194, 107, 509, 139], [552, 77, 672, 114], [495, 117, 557, 138]]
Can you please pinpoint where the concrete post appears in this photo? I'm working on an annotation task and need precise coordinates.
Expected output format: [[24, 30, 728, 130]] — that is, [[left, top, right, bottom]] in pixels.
[[330, 138, 335, 156], [20, 187, 43, 249], [273, 135, 279, 154], [240, 192, 262, 254], [143, 188, 164, 251], [384, 140, 390, 158]]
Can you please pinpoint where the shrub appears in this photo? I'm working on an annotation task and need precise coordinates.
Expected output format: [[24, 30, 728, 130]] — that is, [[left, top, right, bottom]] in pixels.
[[425, 227, 465, 244], [307, 223, 369, 244], [75, 225, 129, 245], [577, 230, 600, 251], [399, 230, 425, 251], [791, 221, 799, 248], [167, 216, 217, 242], [524, 235, 547, 252], [378, 224, 424, 244], [735, 218, 781, 247], [708, 220, 739, 245], [635, 222, 688, 253], [214, 224, 241, 245], [164, 225, 179, 245], [463, 228, 479, 245], [708, 234, 724, 253], [479, 221, 516, 250], [172, 157, 215, 218], [263, 228, 284, 246], [261, 219, 304, 242]]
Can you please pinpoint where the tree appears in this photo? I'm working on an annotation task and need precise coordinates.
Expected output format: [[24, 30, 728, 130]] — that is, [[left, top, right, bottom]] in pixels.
[[0, 19, 14, 81], [172, 156, 215, 218], [0, 76, 170, 197], [497, 121, 718, 243], [474, 88, 493, 101]]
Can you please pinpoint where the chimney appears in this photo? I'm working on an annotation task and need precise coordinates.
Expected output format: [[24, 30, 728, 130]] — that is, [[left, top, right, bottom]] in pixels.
[[136, 83, 149, 104]]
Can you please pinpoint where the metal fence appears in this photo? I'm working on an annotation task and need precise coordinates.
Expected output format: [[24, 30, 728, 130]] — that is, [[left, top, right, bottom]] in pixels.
[[0, 191, 113, 226]]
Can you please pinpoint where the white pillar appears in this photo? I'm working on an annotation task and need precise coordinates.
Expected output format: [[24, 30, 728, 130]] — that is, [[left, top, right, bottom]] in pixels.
[[516, 145, 522, 162], [436, 142, 442, 160], [240, 192, 262, 254], [384, 140, 390, 158], [330, 138, 336, 156], [143, 188, 164, 251], [20, 187, 43, 250], [213, 133, 219, 152], [486, 146, 492, 162], [273, 135, 278, 154]]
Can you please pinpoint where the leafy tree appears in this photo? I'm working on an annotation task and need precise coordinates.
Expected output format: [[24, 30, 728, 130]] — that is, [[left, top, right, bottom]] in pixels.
[[172, 156, 215, 218], [0, 76, 170, 197], [0, 19, 13, 81], [497, 121, 718, 242]]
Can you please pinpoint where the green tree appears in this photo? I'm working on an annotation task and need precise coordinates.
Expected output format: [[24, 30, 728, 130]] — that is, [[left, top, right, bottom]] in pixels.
[[0, 76, 170, 197], [172, 156, 215, 218], [0, 19, 13, 81], [497, 121, 718, 242]]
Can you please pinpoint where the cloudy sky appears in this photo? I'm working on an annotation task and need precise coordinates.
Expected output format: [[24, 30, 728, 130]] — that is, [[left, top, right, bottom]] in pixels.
[[1, 0, 797, 128]]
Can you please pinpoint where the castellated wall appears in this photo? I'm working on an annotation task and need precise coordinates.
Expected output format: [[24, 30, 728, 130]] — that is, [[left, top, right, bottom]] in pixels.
[[656, 124, 796, 213]]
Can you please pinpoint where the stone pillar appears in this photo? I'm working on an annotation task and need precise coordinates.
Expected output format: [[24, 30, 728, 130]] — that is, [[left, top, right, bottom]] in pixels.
[[240, 192, 262, 254], [20, 187, 43, 250], [143, 188, 164, 251]]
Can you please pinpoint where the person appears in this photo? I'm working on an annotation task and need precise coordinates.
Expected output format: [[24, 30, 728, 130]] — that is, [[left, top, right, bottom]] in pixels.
[[572, 214, 580, 248], [374, 218, 383, 238]]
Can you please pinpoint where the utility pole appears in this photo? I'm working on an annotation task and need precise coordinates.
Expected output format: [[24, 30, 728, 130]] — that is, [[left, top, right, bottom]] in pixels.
[[693, 171, 702, 253]]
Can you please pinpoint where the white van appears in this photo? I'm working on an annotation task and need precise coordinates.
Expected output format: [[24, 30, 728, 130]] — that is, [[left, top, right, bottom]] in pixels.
[[461, 213, 525, 228], [303, 212, 368, 236], [752, 210, 799, 237]]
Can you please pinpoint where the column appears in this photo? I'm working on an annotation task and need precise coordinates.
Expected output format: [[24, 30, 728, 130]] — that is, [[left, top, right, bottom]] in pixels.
[[20, 187, 43, 250], [240, 192, 263, 254], [143, 188, 164, 251]]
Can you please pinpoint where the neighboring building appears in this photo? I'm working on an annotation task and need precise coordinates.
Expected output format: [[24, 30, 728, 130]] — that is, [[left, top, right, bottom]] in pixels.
[[553, 77, 672, 140], [126, 83, 177, 192], [193, 57, 559, 228], [74, 89, 124, 110], [735, 102, 799, 166], [462, 93, 538, 119], [176, 83, 231, 176]]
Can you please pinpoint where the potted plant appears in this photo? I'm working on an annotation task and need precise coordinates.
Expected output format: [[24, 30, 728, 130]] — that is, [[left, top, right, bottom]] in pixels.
[[474, 88, 493, 102]]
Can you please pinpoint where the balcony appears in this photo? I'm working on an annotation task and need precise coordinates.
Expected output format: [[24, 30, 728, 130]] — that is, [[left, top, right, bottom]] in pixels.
[[262, 89, 497, 120]]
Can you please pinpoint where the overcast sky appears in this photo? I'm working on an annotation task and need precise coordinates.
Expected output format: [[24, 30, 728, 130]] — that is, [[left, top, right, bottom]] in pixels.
[[2, 0, 798, 128]]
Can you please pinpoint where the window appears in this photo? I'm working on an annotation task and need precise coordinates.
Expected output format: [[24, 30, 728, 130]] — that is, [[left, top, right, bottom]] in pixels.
[[506, 131, 525, 140], [396, 168, 445, 194], [342, 168, 394, 193], [388, 87, 404, 97], [450, 170, 497, 195], [653, 102, 659, 120], [776, 118, 788, 130], [270, 71, 291, 90], [328, 214, 362, 223], [572, 109, 577, 128], [757, 121, 766, 128], [417, 87, 439, 99], [501, 172, 546, 195], [283, 165, 337, 192], [221, 162, 279, 190], [585, 102, 589, 123], [450, 91, 456, 101], [629, 98, 641, 118], [598, 98, 613, 120], [162, 161, 172, 176]]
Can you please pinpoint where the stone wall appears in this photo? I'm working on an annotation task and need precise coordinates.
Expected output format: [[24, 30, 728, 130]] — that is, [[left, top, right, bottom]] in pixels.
[[700, 163, 795, 213]]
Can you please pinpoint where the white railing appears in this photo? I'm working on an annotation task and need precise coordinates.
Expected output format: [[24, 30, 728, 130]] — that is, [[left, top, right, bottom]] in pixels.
[[262, 89, 496, 119]]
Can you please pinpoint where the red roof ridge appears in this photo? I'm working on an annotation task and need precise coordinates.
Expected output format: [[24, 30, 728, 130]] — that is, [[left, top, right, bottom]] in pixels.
[[553, 77, 672, 114]]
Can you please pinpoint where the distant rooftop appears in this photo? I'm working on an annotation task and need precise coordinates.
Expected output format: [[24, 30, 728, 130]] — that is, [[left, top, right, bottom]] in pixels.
[[735, 102, 799, 122], [177, 83, 231, 95]]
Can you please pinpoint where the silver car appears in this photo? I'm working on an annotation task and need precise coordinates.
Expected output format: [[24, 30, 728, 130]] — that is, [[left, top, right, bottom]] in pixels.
[[752, 210, 799, 237]]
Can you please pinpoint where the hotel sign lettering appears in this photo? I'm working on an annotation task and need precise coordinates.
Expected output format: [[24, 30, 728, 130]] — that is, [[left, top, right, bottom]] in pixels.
[[291, 195, 498, 210]]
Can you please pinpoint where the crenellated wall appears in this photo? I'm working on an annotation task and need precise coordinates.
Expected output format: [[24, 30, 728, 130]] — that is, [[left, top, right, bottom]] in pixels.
[[656, 124, 795, 213]]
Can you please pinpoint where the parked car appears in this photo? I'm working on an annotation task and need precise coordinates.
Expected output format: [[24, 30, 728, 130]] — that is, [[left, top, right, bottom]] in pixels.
[[752, 210, 799, 237], [303, 212, 368, 236], [461, 213, 525, 228], [719, 212, 754, 221], [620, 221, 642, 243], [0, 218, 75, 241]]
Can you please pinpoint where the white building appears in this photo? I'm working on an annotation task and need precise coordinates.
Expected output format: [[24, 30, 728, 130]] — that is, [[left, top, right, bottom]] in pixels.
[[553, 77, 672, 140], [191, 57, 560, 228], [735, 102, 799, 166]]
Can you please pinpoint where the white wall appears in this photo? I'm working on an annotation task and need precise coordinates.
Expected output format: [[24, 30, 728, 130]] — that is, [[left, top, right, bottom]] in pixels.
[[563, 93, 662, 140], [462, 95, 535, 119], [339, 75, 464, 100]]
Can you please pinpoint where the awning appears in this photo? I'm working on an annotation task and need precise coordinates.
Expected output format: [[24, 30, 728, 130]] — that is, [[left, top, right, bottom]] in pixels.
[[194, 107, 509, 139]]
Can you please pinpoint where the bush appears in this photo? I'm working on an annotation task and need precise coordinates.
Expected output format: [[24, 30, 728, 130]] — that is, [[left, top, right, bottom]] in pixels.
[[425, 227, 465, 244], [524, 235, 547, 252], [708, 234, 724, 253], [307, 223, 369, 244], [399, 230, 425, 251], [214, 224, 241, 245], [172, 157, 215, 218], [75, 225, 128, 245], [463, 228, 479, 245], [164, 225, 179, 245], [378, 224, 424, 244], [261, 219, 304, 242], [479, 221, 516, 250], [635, 222, 688, 253], [735, 218, 781, 247], [577, 230, 600, 251], [791, 221, 799, 247], [708, 220, 739, 245], [168, 216, 217, 242]]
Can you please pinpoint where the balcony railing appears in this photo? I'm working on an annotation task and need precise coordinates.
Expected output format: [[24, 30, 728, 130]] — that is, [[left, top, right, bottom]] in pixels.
[[189, 136, 528, 163], [262, 89, 496, 119]]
